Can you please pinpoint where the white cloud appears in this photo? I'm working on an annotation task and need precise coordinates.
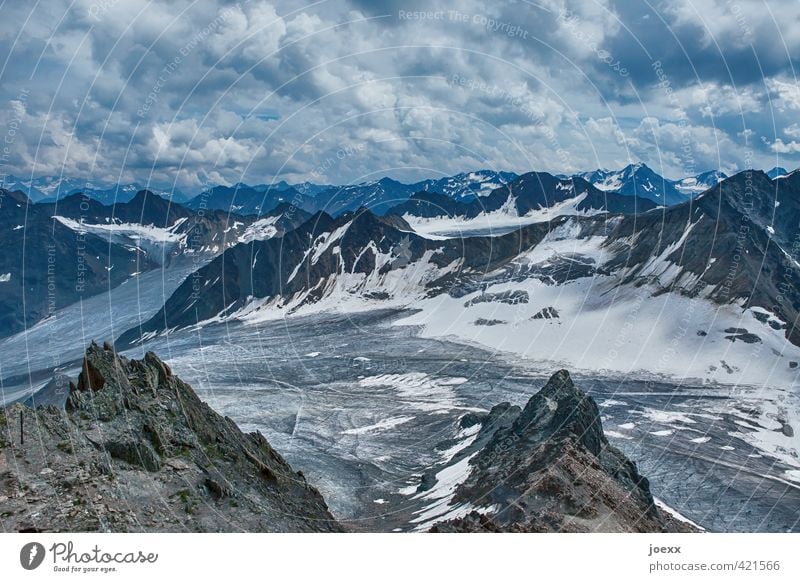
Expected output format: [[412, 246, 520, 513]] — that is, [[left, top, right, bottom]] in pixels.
[[785, 123, 800, 138], [767, 78, 800, 111], [0, 0, 795, 188], [770, 138, 800, 154]]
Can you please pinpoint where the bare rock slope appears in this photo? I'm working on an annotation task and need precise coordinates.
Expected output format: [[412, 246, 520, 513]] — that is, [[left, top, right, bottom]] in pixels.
[[431, 370, 696, 532], [0, 343, 342, 532]]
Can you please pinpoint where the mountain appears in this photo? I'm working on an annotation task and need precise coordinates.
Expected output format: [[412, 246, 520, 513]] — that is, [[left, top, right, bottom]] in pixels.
[[312, 178, 418, 216], [0, 190, 306, 339], [411, 170, 518, 200], [390, 168, 800, 392], [674, 169, 728, 195], [602, 170, 800, 344], [180, 172, 523, 217], [286, 181, 335, 197], [0, 175, 189, 204], [0, 343, 343, 532], [387, 172, 658, 223], [580, 163, 686, 205], [37, 191, 312, 259], [490, 172, 659, 215], [0, 189, 158, 339], [184, 183, 315, 216], [37, 190, 265, 263], [767, 167, 789, 179], [115, 207, 564, 346], [124, 169, 800, 389], [424, 370, 694, 532], [0, 175, 97, 202]]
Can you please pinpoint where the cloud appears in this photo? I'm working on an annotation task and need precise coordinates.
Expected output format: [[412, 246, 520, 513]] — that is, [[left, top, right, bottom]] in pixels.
[[785, 123, 800, 138], [770, 138, 800, 154], [0, 0, 797, 190]]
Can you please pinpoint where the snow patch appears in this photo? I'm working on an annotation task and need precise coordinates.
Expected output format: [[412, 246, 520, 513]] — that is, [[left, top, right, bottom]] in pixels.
[[654, 498, 705, 531], [342, 416, 415, 435]]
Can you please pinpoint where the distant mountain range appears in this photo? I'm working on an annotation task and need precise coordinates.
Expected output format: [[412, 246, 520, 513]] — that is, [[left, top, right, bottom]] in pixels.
[[387, 172, 658, 229], [3, 165, 799, 351], [10, 165, 793, 217], [182, 171, 519, 217], [0, 175, 191, 204]]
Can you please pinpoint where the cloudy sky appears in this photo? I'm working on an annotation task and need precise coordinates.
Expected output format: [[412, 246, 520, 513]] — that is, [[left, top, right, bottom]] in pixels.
[[1, 0, 799, 190]]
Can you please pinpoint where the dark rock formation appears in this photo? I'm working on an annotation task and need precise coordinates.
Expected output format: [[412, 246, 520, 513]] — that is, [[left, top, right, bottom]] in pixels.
[[464, 290, 529, 307], [0, 343, 342, 532], [601, 170, 800, 347], [430, 370, 696, 532], [386, 172, 658, 220], [532, 306, 560, 319], [116, 208, 562, 346]]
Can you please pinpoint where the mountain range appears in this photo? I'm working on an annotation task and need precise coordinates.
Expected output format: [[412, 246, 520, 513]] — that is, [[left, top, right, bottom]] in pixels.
[[10, 164, 791, 217], [3, 164, 800, 533], [111, 167, 800, 392], [0, 189, 311, 339], [5, 165, 798, 359], [0, 175, 191, 204]]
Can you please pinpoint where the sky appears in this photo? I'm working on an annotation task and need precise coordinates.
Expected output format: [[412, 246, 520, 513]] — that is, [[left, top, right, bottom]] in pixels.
[[0, 0, 799, 191]]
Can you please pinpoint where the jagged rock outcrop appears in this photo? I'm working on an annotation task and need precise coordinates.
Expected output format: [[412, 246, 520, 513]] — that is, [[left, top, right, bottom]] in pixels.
[[430, 370, 696, 532], [0, 343, 342, 532]]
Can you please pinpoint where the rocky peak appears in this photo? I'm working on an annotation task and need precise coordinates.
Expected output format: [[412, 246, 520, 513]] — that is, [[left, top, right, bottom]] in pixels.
[[513, 368, 607, 457], [0, 343, 342, 532], [430, 370, 696, 533], [0, 188, 31, 206]]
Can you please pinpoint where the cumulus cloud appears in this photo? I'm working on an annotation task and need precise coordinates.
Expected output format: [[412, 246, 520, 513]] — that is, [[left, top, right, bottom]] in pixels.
[[0, 0, 797, 190], [770, 138, 800, 154]]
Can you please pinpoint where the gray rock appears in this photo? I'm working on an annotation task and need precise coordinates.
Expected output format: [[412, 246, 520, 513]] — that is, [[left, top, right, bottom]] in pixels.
[[0, 344, 343, 533], [474, 318, 506, 326], [431, 370, 697, 533], [725, 332, 762, 344], [464, 290, 529, 307], [532, 306, 559, 319]]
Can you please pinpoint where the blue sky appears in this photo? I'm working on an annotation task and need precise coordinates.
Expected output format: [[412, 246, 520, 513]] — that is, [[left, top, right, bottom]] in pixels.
[[1, 0, 798, 190]]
